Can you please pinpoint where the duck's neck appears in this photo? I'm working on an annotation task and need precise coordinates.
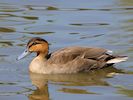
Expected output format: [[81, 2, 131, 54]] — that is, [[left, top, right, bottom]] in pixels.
[[36, 52, 48, 61], [29, 52, 48, 73]]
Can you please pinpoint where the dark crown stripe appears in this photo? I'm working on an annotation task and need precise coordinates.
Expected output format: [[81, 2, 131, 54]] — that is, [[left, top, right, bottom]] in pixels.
[[27, 37, 48, 48]]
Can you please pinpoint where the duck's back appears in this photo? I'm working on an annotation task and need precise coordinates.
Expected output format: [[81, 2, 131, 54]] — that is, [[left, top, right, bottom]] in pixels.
[[46, 46, 127, 73], [48, 46, 107, 64], [45, 46, 112, 73]]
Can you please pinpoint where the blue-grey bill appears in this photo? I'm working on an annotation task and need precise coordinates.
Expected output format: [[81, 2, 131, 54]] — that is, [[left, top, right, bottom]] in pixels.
[[17, 48, 31, 60]]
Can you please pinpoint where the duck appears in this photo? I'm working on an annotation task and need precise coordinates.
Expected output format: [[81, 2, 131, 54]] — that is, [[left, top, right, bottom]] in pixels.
[[17, 37, 128, 74]]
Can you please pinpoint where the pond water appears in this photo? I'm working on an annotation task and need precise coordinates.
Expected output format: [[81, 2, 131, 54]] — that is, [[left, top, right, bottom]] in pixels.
[[0, 0, 133, 100]]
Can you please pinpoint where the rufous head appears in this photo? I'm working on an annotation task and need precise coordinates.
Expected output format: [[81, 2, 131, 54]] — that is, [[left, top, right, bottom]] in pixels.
[[17, 37, 49, 60]]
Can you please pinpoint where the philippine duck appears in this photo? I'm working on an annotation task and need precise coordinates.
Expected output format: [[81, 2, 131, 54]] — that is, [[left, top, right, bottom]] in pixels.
[[17, 37, 128, 74]]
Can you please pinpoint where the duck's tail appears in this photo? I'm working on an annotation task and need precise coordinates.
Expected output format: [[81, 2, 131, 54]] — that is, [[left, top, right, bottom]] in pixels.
[[106, 56, 128, 64]]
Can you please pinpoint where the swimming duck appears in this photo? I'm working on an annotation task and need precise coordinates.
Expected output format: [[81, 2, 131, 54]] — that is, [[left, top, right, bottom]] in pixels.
[[17, 37, 128, 74]]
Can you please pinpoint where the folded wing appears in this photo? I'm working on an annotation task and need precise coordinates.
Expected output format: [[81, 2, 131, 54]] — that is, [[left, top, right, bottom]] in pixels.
[[48, 46, 108, 64]]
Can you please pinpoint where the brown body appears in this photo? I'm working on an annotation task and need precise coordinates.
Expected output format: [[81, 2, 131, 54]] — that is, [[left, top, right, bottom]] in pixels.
[[18, 37, 128, 74]]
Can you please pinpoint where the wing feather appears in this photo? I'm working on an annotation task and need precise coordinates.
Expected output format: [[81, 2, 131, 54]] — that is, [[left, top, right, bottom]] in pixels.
[[48, 46, 107, 64]]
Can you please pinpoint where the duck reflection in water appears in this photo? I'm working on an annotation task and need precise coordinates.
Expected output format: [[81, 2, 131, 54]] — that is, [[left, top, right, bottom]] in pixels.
[[28, 67, 123, 100]]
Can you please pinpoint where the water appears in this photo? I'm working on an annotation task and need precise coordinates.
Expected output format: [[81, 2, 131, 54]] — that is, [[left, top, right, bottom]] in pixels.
[[0, 0, 133, 100]]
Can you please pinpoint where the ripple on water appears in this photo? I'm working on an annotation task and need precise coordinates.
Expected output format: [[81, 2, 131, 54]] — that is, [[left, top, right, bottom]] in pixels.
[[0, 27, 15, 33], [58, 88, 97, 94], [21, 16, 38, 20], [70, 23, 109, 26], [0, 41, 14, 47], [23, 31, 54, 35], [0, 4, 36, 27], [0, 85, 32, 96], [0, 82, 17, 86], [0, 3, 26, 12]]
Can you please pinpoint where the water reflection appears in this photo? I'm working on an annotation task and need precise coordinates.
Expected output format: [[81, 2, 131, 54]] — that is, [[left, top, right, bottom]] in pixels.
[[29, 67, 123, 100], [28, 84, 49, 100], [117, 87, 133, 97]]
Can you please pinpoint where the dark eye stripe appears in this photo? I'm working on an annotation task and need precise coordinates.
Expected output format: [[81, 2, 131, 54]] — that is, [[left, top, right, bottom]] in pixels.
[[29, 42, 40, 48]]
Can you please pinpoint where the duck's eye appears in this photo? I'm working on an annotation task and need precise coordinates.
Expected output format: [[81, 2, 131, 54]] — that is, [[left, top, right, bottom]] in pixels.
[[29, 42, 39, 48], [32, 42, 38, 45]]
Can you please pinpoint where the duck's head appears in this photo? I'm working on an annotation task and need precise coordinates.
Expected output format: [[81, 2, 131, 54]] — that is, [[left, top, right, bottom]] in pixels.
[[17, 37, 49, 60]]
